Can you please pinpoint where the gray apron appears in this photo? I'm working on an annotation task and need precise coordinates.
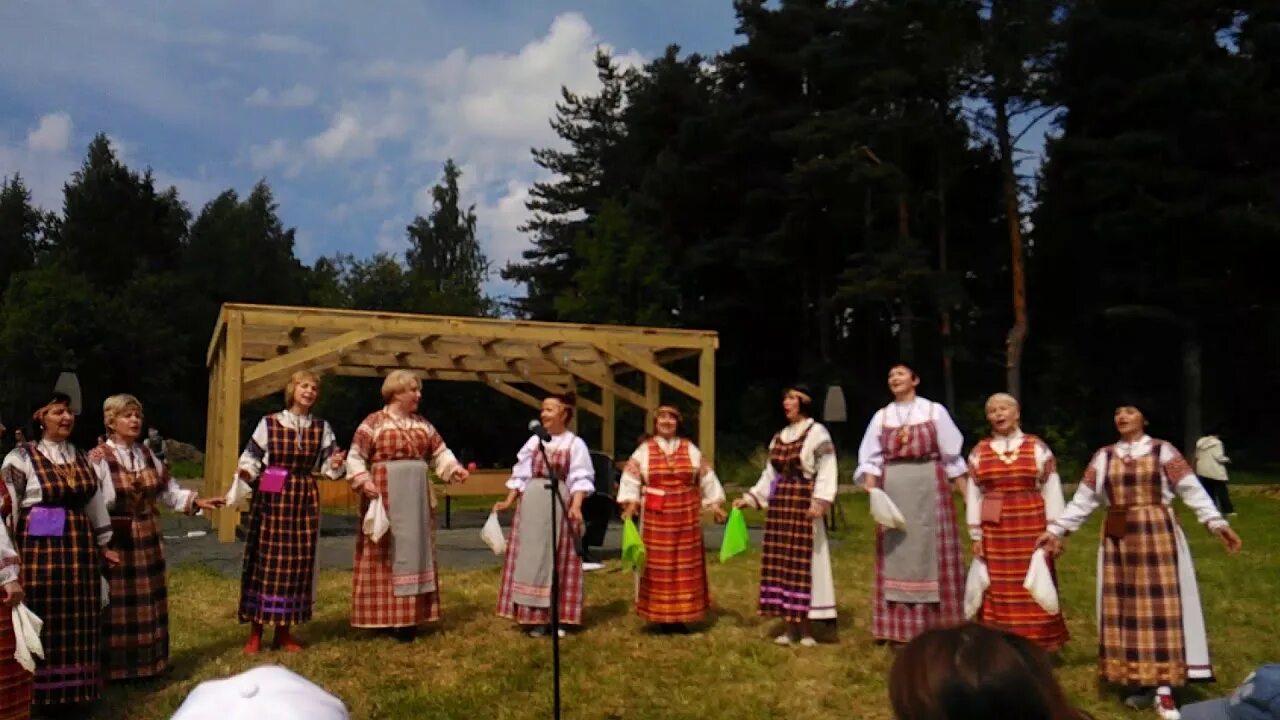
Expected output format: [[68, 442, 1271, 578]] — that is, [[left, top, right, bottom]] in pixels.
[[881, 460, 941, 603], [384, 459, 436, 597], [511, 476, 570, 608]]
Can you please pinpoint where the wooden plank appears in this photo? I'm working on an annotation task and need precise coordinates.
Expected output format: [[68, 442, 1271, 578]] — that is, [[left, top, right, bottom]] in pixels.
[[479, 374, 542, 410], [237, 307, 715, 349], [597, 341, 701, 400], [601, 379, 616, 458], [699, 346, 716, 466], [217, 310, 244, 542], [241, 330, 377, 385], [203, 345, 223, 531], [541, 348, 648, 409], [441, 470, 509, 497], [645, 372, 660, 415], [205, 308, 227, 367]]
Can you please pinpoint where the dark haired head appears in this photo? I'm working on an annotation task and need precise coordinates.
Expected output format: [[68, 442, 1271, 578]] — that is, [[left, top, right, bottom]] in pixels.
[[546, 391, 576, 423], [652, 405, 685, 436], [889, 623, 1092, 720], [890, 362, 919, 380], [783, 384, 814, 418]]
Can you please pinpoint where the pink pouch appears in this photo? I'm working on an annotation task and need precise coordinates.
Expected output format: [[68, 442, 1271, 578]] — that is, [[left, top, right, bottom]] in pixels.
[[28, 506, 67, 537], [260, 466, 289, 494]]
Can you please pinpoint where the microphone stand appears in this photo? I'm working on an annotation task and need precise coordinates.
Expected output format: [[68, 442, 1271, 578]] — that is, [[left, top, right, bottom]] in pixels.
[[532, 433, 584, 720]]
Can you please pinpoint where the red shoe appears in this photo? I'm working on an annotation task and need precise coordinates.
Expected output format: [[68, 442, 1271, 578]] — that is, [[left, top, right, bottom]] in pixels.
[[272, 626, 304, 653], [243, 626, 263, 656]]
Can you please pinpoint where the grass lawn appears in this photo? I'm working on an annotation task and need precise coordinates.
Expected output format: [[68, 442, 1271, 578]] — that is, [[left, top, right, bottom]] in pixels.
[[99, 485, 1279, 720]]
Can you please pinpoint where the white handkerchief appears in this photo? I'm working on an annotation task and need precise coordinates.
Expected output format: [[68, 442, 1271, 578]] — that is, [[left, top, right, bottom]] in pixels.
[[480, 511, 507, 555], [869, 488, 907, 529], [11, 603, 44, 673], [1023, 548, 1059, 614], [363, 497, 390, 543], [964, 559, 990, 620]]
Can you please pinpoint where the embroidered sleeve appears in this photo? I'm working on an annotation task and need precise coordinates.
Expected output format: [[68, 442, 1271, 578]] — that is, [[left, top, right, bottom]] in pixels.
[[316, 421, 344, 480], [965, 445, 984, 540], [346, 414, 378, 488], [1159, 443, 1196, 487], [807, 424, 838, 504], [565, 437, 595, 496], [236, 417, 271, 484], [420, 420, 460, 482], [506, 436, 537, 493], [617, 444, 646, 505], [2, 448, 35, 511], [933, 404, 968, 479], [854, 409, 886, 480], [1037, 440, 1065, 522]]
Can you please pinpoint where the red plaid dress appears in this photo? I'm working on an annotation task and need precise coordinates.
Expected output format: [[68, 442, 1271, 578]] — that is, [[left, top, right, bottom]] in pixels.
[[239, 415, 325, 626], [350, 412, 450, 628], [93, 443, 188, 679], [634, 439, 708, 624], [3, 444, 104, 707], [971, 436, 1069, 651], [871, 422, 966, 642], [0, 490, 30, 720], [497, 443, 584, 625]]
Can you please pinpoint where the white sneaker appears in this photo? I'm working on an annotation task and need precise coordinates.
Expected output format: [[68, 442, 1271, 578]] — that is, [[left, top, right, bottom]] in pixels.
[[773, 633, 793, 646], [1154, 688, 1181, 720], [799, 636, 818, 647]]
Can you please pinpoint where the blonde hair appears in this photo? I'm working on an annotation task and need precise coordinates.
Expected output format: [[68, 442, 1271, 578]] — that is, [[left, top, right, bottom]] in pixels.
[[985, 392, 1020, 412], [284, 370, 322, 407], [103, 393, 143, 430], [381, 369, 421, 403]]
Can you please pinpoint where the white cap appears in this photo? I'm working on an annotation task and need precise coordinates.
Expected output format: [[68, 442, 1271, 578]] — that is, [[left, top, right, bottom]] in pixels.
[[170, 665, 348, 720]]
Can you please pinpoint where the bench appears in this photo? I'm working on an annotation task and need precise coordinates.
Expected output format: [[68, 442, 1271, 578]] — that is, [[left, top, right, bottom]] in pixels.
[[440, 469, 511, 528]]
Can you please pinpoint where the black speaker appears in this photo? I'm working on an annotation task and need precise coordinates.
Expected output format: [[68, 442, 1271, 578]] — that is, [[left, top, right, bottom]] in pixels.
[[581, 451, 618, 549]]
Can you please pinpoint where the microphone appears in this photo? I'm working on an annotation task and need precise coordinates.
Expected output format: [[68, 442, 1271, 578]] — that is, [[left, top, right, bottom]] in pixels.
[[528, 419, 551, 442]]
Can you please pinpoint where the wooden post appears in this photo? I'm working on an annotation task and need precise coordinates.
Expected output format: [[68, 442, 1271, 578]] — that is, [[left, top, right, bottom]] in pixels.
[[698, 345, 716, 466], [644, 372, 659, 418], [601, 371, 616, 458], [203, 352, 222, 532], [216, 310, 244, 542]]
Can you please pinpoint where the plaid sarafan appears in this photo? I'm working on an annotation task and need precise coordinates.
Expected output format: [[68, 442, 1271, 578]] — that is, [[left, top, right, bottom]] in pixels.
[[497, 444, 584, 625], [239, 415, 325, 626], [758, 425, 819, 622], [871, 421, 966, 643], [971, 436, 1069, 652], [634, 438, 708, 624], [92, 443, 173, 680], [1098, 442, 1191, 686], [350, 412, 448, 628], [8, 444, 103, 707], [0, 601, 32, 720]]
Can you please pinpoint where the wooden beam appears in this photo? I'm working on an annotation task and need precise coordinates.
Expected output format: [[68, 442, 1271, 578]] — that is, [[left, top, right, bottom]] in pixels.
[[205, 308, 227, 367], [601, 374, 616, 458], [241, 330, 377, 385], [645, 372, 660, 416], [699, 346, 716, 466], [479, 373, 542, 410], [597, 341, 701, 400], [541, 347, 648, 409], [216, 310, 244, 542], [237, 307, 715, 349]]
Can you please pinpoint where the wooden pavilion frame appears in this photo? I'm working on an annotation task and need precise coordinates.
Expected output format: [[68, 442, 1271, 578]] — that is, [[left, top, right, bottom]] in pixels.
[[203, 303, 719, 541]]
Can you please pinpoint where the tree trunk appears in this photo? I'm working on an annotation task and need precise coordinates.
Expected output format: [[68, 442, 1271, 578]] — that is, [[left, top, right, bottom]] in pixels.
[[897, 194, 914, 363], [938, 155, 956, 411], [996, 95, 1028, 399]]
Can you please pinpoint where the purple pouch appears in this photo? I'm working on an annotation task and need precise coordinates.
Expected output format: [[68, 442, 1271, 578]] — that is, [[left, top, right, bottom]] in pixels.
[[260, 466, 289, 494], [28, 506, 67, 537]]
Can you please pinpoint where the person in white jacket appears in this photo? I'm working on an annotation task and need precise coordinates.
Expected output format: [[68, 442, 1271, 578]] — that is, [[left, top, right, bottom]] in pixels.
[[1194, 432, 1235, 516]]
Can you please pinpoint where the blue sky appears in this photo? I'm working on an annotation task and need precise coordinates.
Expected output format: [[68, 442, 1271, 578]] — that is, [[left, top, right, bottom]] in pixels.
[[0, 1, 738, 300]]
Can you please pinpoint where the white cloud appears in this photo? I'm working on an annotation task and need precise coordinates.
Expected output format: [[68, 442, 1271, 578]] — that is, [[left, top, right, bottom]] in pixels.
[[375, 216, 408, 255], [249, 32, 324, 57], [305, 107, 408, 161], [26, 112, 73, 153], [245, 83, 318, 108]]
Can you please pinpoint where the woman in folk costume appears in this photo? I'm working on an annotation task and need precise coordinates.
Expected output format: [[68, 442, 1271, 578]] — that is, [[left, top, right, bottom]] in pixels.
[[618, 405, 726, 630], [88, 394, 223, 679], [1037, 398, 1242, 720], [347, 370, 469, 639], [1, 520, 32, 720], [733, 384, 838, 647], [0, 393, 119, 712], [964, 393, 1069, 652], [235, 371, 346, 655], [855, 363, 968, 644], [494, 392, 594, 638]]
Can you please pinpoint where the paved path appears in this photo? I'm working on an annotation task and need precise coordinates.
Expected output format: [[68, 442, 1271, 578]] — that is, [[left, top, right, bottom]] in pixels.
[[160, 511, 783, 577]]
